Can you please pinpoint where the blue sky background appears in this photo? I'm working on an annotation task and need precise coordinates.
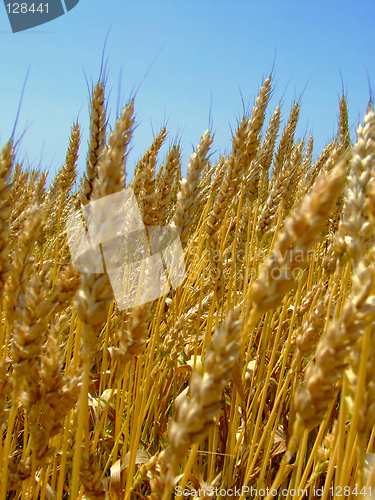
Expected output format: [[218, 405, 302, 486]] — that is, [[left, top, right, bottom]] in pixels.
[[0, 0, 374, 186]]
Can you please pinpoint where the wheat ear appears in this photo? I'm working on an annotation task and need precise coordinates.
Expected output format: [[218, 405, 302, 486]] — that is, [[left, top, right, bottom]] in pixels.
[[270, 102, 300, 187], [80, 81, 107, 205], [332, 105, 375, 265], [60, 122, 80, 194], [154, 144, 181, 225], [172, 130, 213, 245], [141, 127, 167, 224], [0, 140, 14, 299], [92, 100, 134, 200]]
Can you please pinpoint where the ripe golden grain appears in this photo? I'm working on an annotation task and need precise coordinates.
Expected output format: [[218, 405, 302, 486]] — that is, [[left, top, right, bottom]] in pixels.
[[1, 74, 375, 500]]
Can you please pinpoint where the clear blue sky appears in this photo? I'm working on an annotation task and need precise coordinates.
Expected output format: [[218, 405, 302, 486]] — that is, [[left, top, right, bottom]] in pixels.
[[0, 0, 374, 186]]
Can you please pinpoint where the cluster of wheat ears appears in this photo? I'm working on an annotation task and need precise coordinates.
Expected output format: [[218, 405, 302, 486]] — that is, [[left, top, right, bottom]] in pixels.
[[0, 72, 374, 500]]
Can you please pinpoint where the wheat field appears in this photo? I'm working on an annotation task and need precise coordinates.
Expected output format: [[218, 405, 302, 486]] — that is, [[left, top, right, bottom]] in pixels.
[[0, 73, 375, 500]]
